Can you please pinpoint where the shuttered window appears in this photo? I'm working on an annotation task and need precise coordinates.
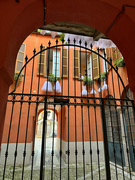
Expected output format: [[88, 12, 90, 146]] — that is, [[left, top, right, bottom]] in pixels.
[[73, 49, 79, 78], [16, 44, 26, 73], [61, 48, 68, 77], [37, 46, 46, 75], [92, 51, 99, 79], [46, 49, 60, 77]]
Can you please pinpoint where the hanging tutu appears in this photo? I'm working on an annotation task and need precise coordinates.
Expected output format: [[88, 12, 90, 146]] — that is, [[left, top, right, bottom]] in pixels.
[[90, 87, 97, 95], [98, 87, 102, 92], [53, 80, 62, 93], [81, 86, 88, 96], [102, 81, 108, 91], [41, 81, 53, 92]]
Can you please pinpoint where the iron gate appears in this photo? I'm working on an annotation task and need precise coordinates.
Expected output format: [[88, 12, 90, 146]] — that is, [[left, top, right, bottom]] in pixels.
[[1, 39, 135, 180]]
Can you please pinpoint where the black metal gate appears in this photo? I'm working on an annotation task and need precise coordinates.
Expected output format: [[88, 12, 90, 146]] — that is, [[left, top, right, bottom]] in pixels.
[[1, 39, 135, 179]]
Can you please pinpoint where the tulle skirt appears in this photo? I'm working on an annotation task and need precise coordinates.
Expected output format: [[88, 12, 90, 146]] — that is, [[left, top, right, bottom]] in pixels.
[[81, 86, 88, 96], [53, 81, 61, 93], [41, 81, 53, 92]]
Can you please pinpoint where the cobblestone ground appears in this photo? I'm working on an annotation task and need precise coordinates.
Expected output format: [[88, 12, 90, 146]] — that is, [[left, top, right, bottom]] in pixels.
[[0, 138, 135, 179], [0, 163, 135, 180]]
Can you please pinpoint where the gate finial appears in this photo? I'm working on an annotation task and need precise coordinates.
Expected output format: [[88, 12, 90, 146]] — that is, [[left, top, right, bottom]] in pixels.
[[85, 41, 87, 47], [73, 38, 76, 44], [67, 38, 70, 44], [33, 49, 36, 54], [56, 39, 58, 45], [79, 39, 82, 45], [90, 43, 93, 49]]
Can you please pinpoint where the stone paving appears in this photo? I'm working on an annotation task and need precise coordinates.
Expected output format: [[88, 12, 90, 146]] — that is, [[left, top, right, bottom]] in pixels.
[[0, 138, 135, 179], [1, 162, 135, 180]]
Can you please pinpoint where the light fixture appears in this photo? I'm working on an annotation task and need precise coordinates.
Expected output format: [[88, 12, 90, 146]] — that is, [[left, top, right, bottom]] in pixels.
[[42, 80, 53, 92]]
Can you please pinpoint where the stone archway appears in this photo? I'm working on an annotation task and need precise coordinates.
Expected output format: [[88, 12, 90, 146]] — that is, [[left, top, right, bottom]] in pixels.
[[1, 0, 135, 153]]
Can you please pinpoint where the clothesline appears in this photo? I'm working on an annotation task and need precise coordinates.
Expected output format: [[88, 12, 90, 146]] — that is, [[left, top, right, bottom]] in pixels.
[[39, 30, 116, 49], [64, 34, 116, 48]]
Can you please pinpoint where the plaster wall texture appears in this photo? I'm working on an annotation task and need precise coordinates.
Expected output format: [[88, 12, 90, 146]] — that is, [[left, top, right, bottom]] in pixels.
[[56, 138, 105, 163], [0, 142, 33, 165]]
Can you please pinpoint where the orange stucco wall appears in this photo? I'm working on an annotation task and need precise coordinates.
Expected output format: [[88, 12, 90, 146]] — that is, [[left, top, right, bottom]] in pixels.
[[57, 105, 103, 142]]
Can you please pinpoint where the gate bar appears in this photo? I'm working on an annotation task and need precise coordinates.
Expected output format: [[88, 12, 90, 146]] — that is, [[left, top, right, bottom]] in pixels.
[[91, 45, 101, 179], [104, 55, 118, 179], [51, 104, 56, 180], [40, 97, 47, 180], [100, 99, 111, 180]]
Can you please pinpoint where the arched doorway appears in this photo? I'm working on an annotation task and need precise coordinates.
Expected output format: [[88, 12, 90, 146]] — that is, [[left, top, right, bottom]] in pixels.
[[36, 110, 57, 138], [34, 109, 58, 167]]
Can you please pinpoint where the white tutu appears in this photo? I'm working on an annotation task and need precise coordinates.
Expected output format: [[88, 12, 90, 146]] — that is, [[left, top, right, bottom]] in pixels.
[[102, 81, 108, 91], [81, 86, 88, 96], [53, 81, 61, 93], [42, 81, 53, 92], [98, 87, 102, 92], [90, 87, 97, 95]]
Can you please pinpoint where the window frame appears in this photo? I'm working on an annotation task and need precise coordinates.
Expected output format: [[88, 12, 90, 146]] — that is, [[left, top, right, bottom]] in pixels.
[[87, 53, 92, 79], [37, 46, 68, 78], [52, 49, 60, 77]]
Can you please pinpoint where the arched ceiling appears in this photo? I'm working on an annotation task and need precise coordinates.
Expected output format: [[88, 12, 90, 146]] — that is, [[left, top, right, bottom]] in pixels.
[[100, 0, 135, 23]]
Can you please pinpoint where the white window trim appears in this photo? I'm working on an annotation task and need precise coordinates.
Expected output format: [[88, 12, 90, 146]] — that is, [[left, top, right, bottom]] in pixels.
[[87, 55, 92, 79], [52, 50, 60, 77]]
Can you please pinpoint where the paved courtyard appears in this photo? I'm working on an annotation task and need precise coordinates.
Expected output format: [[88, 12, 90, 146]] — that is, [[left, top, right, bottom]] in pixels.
[[0, 138, 135, 179], [1, 162, 135, 180]]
